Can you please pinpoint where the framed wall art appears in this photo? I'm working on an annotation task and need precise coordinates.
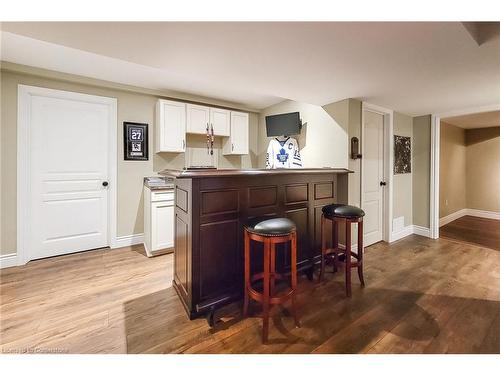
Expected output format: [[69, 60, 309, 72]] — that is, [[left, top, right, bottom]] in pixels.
[[394, 135, 411, 174], [123, 122, 148, 161]]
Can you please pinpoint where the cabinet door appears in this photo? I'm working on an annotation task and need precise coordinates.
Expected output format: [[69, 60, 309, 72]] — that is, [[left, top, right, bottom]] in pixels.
[[186, 104, 210, 135], [210, 108, 230, 136], [230, 111, 249, 154], [156, 100, 186, 152], [152, 202, 174, 251]]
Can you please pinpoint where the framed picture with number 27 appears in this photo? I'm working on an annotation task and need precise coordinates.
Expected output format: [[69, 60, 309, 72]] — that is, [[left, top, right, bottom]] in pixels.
[[123, 122, 148, 161]]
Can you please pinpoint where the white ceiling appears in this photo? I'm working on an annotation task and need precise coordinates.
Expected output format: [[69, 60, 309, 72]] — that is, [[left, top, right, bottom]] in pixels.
[[442, 110, 500, 129], [1, 22, 500, 114]]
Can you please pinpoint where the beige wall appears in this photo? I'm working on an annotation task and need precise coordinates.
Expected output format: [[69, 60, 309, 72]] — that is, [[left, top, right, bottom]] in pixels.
[[439, 122, 467, 218], [465, 126, 500, 213], [258, 100, 349, 169], [393, 112, 413, 228], [0, 67, 259, 255], [412, 115, 431, 228]]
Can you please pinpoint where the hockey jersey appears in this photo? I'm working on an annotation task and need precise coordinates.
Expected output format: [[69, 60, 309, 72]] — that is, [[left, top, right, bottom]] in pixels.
[[266, 137, 303, 169]]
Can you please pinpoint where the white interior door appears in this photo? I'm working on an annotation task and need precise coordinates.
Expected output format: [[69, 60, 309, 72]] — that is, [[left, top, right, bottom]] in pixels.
[[26, 89, 113, 260], [362, 110, 385, 246]]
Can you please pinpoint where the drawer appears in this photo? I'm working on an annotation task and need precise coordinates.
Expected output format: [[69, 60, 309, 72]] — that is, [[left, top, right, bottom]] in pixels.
[[151, 190, 174, 202]]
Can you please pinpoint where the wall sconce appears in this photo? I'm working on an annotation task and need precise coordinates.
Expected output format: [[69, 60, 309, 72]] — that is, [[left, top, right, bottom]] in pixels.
[[351, 137, 362, 159]]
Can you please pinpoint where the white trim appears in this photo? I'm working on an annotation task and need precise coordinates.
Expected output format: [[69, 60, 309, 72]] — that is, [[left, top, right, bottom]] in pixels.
[[17, 85, 118, 265], [0, 253, 19, 269], [439, 209, 468, 227], [391, 225, 414, 242], [430, 115, 440, 239], [440, 208, 500, 227], [430, 103, 500, 242], [113, 233, 145, 248], [412, 225, 431, 238], [467, 209, 500, 221], [361, 102, 394, 244]]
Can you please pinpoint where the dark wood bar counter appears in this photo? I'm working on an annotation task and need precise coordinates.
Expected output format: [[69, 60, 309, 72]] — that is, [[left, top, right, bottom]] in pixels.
[[159, 168, 352, 319]]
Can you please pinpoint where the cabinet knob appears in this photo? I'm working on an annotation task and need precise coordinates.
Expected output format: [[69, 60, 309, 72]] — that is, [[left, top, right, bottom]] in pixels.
[[232, 143, 234, 151], [102, 181, 109, 187]]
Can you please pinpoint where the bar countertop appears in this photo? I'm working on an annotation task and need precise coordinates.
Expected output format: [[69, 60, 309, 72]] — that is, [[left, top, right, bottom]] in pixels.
[[159, 167, 353, 179]]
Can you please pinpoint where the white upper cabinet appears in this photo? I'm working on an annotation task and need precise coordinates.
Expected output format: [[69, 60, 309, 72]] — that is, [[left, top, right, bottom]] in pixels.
[[187, 104, 230, 136], [186, 104, 210, 135], [156, 99, 249, 155], [156, 99, 186, 153], [210, 108, 230, 136], [223, 111, 249, 155]]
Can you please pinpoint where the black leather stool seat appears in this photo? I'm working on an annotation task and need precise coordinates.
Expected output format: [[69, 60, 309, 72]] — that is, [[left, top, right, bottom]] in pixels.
[[244, 217, 296, 236], [322, 204, 365, 219]]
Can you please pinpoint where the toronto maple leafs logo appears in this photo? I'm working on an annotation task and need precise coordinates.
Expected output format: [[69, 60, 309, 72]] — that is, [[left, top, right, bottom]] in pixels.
[[277, 148, 288, 164]]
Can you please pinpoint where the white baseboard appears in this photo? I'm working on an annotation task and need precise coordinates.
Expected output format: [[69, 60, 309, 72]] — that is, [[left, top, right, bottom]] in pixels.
[[439, 208, 500, 227], [0, 253, 19, 269], [439, 209, 468, 227], [412, 225, 431, 238], [1, 234, 146, 269], [391, 225, 414, 242], [112, 233, 144, 249], [466, 209, 500, 221], [390, 224, 432, 243]]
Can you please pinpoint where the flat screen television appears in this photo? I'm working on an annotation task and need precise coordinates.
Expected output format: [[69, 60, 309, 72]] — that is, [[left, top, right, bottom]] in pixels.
[[265, 112, 301, 136]]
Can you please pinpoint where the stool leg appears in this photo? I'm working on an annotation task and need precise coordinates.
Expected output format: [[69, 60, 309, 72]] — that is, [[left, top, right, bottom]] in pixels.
[[270, 242, 276, 297], [243, 230, 250, 317], [333, 220, 339, 273], [345, 221, 352, 297], [291, 231, 300, 328], [357, 220, 365, 287], [262, 238, 271, 343], [319, 214, 326, 282]]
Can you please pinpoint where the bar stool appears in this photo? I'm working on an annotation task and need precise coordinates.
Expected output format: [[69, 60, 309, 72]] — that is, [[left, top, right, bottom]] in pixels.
[[319, 204, 365, 297], [243, 217, 300, 342]]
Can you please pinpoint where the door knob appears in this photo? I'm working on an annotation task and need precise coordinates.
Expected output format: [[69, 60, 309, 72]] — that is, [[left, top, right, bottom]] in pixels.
[[380, 181, 386, 186], [102, 181, 109, 187]]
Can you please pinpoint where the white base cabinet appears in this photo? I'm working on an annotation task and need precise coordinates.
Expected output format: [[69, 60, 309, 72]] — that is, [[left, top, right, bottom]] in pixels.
[[144, 187, 174, 257]]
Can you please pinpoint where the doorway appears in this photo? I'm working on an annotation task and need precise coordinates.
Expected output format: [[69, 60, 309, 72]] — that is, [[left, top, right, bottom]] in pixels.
[[436, 109, 500, 250], [17, 85, 117, 264]]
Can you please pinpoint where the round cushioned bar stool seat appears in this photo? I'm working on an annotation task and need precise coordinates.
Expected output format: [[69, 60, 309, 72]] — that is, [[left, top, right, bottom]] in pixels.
[[322, 204, 365, 219], [244, 217, 296, 236]]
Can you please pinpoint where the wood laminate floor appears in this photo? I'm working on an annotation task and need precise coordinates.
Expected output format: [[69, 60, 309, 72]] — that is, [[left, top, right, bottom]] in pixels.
[[440, 215, 500, 251], [1, 235, 500, 354]]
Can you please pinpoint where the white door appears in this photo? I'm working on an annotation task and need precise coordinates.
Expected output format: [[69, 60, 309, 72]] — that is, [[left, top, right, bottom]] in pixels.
[[362, 110, 385, 246], [229, 111, 249, 154], [21, 87, 115, 261], [210, 108, 230, 136], [186, 104, 210, 134], [156, 99, 186, 152]]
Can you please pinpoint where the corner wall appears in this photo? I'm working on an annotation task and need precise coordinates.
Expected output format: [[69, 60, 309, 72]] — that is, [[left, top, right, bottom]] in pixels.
[[393, 112, 413, 229], [412, 115, 431, 228], [439, 122, 467, 218], [257, 100, 349, 169], [465, 127, 500, 212]]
